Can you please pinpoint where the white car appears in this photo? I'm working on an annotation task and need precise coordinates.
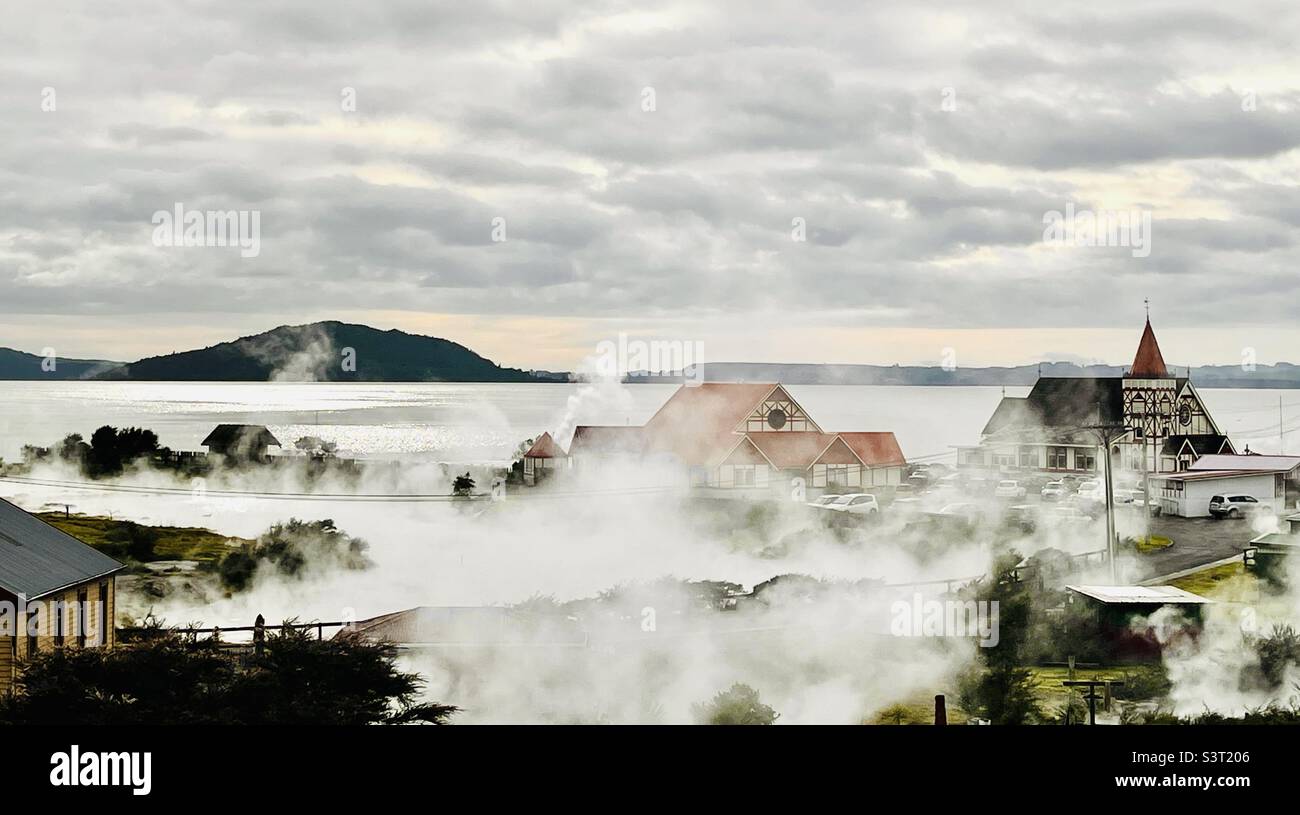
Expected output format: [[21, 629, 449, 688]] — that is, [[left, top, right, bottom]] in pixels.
[[1113, 488, 1142, 505], [828, 493, 880, 515], [1209, 494, 1265, 520], [1048, 504, 1091, 522], [1041, 481, 1067, 502], [994, 480, 1026, 499], [806, 494, 843, 509], [937, 502, 984, 523], [1076, 480, 1105, 503]]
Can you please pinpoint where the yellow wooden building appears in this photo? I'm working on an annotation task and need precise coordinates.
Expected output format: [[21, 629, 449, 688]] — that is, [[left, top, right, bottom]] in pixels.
[[0, 498, 124, 696]]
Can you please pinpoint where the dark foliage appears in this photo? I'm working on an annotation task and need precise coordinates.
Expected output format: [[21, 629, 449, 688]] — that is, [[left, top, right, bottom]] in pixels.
[[57, 425, 160, 477], [958, 550, 1043, 724], [217, 518, 371, 592], [0, 621, 457, 725], [693, 682, 779, 725]]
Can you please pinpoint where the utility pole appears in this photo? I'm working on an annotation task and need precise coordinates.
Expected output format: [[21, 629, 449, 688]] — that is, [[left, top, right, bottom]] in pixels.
[[1084, 411, 1128, 584], [1102, 435, 1118, 583], [1282, 396, 1286, 455]]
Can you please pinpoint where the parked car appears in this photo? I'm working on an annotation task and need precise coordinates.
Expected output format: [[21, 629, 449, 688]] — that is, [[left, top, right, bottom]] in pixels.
[[937, 502, 985, 523], [1002, 504, 1036, 532], [994, 480, 1027, 499], [1041, 481, 1068, 502], [1113, 488, 1142, 505], [806, 494, 843, 509], [828, 493, 880, 515], [1047, 504, 1091, 523], [1076, 480, 1105, 505], [1209, 494, 1266, 520], [1076, 478, 1101, 494]]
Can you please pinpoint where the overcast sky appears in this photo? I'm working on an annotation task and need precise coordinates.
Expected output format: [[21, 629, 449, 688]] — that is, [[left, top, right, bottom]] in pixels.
[[3, 0, 1300, 369]]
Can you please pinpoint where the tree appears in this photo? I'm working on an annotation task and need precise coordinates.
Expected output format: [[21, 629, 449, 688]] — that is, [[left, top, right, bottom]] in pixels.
[[57, 433, 89, 467], [452, 472, 476, 497], [0, 622, 457, 725], [693, 683, 779, 725], [217, 519, 371, 592], [103, 521, 160, 562], [959, 550, 1043, 725], [1253, 625, 1300, 689]]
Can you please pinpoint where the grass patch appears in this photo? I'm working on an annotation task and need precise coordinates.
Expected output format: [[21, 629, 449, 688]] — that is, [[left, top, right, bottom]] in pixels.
[[37, 512, 249, 565], [1026, 665, 1127, 710], [870, 699, 969, 725], [1129, 534, 1173, 553], [1168, 560, 1250, 598]]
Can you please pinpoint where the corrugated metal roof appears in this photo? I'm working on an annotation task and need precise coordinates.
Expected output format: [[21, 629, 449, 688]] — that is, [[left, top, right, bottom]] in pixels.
[[1190, 454, 1300, 473], [0, 498, 124, 598], [1158, 469, 1275, 482], [1067, 585, 1211, 604]]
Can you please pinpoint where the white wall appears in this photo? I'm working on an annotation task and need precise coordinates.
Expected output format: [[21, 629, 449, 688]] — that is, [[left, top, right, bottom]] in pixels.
[[1160, 473, 1280, 518]]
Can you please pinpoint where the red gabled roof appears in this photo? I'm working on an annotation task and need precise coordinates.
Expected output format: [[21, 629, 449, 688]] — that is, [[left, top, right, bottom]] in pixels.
[[836, 432, 906, 467], [640, 383, 778, 466], [1128, 319, 1169, 378], [568, 425, 643, 456], [523, 432, 566, 458]]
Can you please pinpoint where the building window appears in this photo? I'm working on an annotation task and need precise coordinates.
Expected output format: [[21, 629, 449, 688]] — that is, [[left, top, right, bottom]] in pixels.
[[1077, 452, 1096, 471], [1018, 447, 1036, 468], [77, 589, 88, 648], [99, 583, 109, 647], [27, 605, 38, 656], [734, 466, 756, 487], [1047, 447, 1068, 469], [994, 453, 1014, 467], [53, 599, 64, 648]]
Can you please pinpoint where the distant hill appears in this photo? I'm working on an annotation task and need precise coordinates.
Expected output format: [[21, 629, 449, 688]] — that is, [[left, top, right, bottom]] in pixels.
[[95, 321, 540, 382], [0, 347, 121, 380], [629, 361, 1300, 388]]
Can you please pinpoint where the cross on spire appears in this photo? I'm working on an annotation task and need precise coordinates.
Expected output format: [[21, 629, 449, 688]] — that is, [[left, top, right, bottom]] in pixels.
[[1144, 297, 1150, 320]]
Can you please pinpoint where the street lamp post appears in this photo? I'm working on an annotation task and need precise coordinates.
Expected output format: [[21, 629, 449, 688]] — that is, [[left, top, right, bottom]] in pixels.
[[1084, 421, 1131, 584]]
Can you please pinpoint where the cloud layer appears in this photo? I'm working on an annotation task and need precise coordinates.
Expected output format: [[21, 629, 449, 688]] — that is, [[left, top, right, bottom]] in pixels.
[[2, 0, 1299, 365]]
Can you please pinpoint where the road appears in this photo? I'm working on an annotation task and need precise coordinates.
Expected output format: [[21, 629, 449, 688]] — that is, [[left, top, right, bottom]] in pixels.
[[1129, 514, 1255, 580]]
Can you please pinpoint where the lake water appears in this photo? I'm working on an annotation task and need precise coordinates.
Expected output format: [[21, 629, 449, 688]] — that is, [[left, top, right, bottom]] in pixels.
[[0, 381, 1296, 465]]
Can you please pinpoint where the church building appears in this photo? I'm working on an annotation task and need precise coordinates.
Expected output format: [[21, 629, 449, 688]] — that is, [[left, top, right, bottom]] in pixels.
[[958, 316, 1234, 477]]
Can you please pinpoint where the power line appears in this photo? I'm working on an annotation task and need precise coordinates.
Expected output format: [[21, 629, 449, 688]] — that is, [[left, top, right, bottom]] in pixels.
[[0, 475, 684, 503]]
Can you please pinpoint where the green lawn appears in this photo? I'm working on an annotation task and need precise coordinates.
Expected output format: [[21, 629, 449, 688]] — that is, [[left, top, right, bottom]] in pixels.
[[1167, 560, 1251, 598], [38, 512, 250, 565]]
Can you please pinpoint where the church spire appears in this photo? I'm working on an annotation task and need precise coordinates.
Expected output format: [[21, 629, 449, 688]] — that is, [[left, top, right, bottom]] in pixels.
[[1128, 311, 1169, 378]]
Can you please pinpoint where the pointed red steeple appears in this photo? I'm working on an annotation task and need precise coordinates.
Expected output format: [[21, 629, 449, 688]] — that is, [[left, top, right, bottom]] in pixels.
[[1128, 318, 1169, 378]]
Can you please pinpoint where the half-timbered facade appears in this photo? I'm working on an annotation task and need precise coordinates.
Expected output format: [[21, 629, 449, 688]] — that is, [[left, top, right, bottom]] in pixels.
[[960, 318, 1233, 477], [567, 383, 905, 494]]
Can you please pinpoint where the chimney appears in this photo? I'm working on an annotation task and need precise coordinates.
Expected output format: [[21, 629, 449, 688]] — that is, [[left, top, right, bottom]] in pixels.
[[934, 694, 947, 726]]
